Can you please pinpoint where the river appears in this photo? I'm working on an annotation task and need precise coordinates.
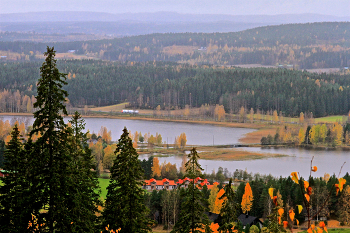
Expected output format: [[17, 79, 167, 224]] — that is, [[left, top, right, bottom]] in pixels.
[[2, 115, 349, 178]]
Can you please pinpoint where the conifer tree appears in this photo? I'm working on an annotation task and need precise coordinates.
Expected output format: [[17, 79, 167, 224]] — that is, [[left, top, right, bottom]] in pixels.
[[218, 178, 239, 233], [0, 125, 34, 232], [102, 127, 151, 233], [28, 46, 72, 232], [172, 147, 209, 233], [65, 112, 102, 232]]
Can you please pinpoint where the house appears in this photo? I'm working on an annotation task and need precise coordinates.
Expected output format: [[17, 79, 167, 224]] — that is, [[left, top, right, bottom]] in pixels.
[[237, 214, 263, 228], [176, 177, 214, 189], [143, 178, 177, 191], [143, 177, 216, 191]]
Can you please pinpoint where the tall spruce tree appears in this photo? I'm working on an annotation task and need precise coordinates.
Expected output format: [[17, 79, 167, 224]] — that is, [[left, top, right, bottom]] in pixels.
[[102, 127, 151, 233], [218, 178, 239, 233], [172, 147, 209, 233], [29, 46, 72, 232], [65, 112, 102, 232]]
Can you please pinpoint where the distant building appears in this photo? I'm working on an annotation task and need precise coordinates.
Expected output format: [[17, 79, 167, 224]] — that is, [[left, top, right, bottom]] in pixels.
[[143, 177, 218, 191], [143, 178, 177, 190], [67, 50, 76, 53]]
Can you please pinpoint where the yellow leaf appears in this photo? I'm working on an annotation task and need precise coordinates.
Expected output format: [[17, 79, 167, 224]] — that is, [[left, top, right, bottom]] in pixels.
[[297, 205, 303, 214], [339, 178, 346, 192], [291, 172, 299, 184], [268, 188, 274, 199]]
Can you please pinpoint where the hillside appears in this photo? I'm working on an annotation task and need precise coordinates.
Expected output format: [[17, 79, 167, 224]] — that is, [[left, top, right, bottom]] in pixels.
[[1, 22, 350, 69]]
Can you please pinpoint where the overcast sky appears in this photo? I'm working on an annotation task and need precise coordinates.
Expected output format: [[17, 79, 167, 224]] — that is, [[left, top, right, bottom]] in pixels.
[[1, 0, 350, 17]]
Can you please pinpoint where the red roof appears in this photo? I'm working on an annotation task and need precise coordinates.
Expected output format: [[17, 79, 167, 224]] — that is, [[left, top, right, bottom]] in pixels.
[[144, 179, 176, 186]]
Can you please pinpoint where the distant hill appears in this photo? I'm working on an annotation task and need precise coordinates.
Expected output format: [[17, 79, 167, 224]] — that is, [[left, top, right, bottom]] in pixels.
[[1, 11, 350, 23], [1, 22, 350, 69], [0, 11, 349, 37]]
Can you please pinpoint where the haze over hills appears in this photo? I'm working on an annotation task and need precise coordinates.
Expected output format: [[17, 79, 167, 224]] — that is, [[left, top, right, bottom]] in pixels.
[[1, 11, 349, 23], [1, 11, 349, 37]]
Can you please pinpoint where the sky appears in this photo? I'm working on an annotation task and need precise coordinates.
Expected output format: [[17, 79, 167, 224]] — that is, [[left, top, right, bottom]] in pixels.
[[1, 0, 350, 17]]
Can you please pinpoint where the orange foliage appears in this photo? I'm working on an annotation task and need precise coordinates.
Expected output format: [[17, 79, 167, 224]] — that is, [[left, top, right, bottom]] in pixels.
[[212, 189, 226, 214], [241, 183, 253, 214]]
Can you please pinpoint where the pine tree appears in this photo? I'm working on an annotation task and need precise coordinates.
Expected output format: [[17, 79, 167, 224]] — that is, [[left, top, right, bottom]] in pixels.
[[172, 147, 209, 233], [218, 178, 239, 233], [102, 127, 151, 233]]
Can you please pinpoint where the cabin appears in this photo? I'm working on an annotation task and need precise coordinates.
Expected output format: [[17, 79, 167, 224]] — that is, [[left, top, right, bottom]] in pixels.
[[237, 214, 263, 229]]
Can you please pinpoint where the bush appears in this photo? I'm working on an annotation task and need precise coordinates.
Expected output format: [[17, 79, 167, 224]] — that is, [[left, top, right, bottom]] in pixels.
[[250, 225, 260, 233]]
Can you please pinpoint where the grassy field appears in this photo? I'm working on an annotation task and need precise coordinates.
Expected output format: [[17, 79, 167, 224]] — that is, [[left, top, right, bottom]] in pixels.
[[89, 102, 129, 112], [315, 115, 344, 123]]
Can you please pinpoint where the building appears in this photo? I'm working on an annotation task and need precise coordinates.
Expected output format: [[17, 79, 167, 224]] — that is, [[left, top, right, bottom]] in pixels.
[[143, 178, 177, 191], [143, 177, 217, 191]]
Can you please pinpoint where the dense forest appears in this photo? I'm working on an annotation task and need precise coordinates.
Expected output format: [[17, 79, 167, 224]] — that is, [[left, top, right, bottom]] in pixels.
[[1, 22, 350, 69], [1, 60, 350, 117]]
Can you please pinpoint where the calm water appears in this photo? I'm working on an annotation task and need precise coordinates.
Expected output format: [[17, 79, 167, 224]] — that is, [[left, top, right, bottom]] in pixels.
[[2, 115, 349, 178], [0, 115, 254, 145], [140, 147, 350, 178]]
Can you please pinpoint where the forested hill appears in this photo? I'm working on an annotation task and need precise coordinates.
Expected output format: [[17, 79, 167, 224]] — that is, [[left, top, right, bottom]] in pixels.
[[1, 60, 350, 117], [1, 22, 350, 69]]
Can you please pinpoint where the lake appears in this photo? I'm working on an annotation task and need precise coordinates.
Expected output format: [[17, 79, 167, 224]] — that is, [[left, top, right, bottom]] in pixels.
[[140, 146, 350, 178], [0, 115, 255, 146], [2, 115, 349, 178]]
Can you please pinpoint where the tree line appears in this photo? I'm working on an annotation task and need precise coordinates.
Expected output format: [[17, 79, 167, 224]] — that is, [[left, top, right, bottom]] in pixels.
[[2, 60, 350, 117]]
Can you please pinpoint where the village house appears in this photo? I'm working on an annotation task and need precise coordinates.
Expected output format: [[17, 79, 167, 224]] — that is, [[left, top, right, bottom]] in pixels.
[[143, 177, 217, 191]]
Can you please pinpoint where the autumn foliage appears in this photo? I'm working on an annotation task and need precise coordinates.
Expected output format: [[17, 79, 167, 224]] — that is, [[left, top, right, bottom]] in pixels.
[[241, 182, 253, 214]]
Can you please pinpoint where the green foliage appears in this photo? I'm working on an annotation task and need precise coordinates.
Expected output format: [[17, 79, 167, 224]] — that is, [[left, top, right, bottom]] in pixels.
[[102, 127, 151, 233], [65, 112, 102, 232], [172, 148, 209, 233], [0, 48, 103, 232], [0, 126, 34, 232], [218, 178, 239, 233]]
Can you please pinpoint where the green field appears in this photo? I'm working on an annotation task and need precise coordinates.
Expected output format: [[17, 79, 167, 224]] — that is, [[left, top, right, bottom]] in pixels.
[[315, 115, 344, 123]]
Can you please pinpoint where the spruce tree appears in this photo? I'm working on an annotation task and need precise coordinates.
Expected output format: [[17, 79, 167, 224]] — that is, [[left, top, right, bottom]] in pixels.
[[65, 112, 102, 232], [218, 178, 239, 233], [0, 126, 33, 232], [102, 127, 151, 233], [172, 147, 209, 233]]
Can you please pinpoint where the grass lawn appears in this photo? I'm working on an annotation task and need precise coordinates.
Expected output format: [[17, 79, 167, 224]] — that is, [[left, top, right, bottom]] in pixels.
[[98, 178, 109, 200]]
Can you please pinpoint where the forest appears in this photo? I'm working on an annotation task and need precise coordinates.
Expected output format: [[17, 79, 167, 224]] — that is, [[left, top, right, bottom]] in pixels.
[[1, 60, 350, 117], [1, 22, 350, 69]]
